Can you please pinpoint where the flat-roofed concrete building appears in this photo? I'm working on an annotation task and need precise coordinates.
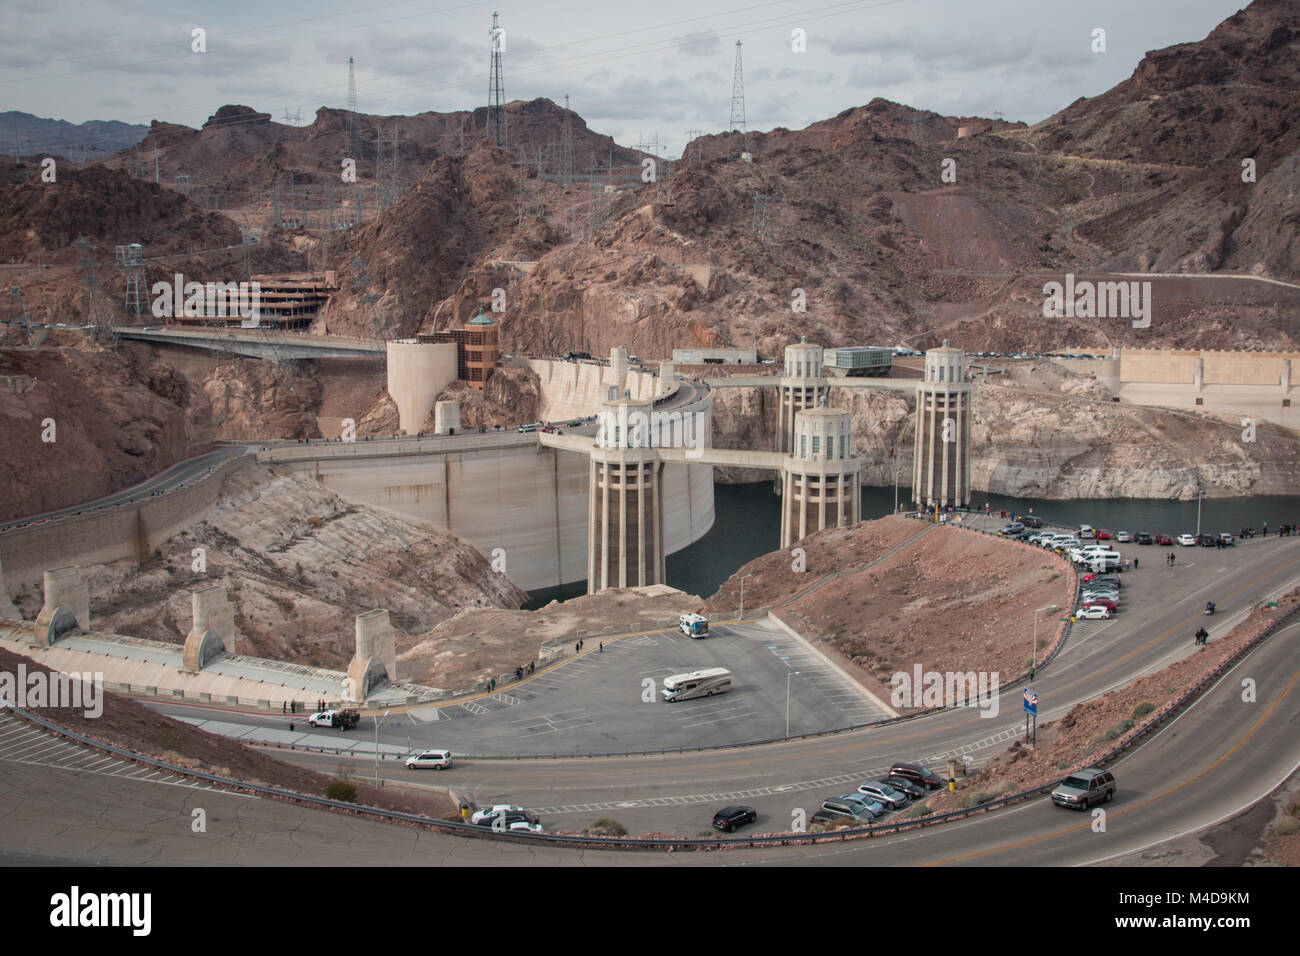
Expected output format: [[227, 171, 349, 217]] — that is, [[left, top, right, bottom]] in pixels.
[[913, 342, 971, 509], [672, 346, 757, 365]]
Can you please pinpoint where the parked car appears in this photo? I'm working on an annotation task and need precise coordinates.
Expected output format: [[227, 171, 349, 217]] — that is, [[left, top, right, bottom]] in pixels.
[[1081, 573, 1121, 587], [1114, 531, 1132, 543], [1136, 532, 1154, 545], [1022, 516, 1044, 528], [1081, 598, 1118, 612], [1218, 533, 1236, 546], [712, 805, 758, 832], [889, 762, 946, 790], [405, 749, 453, 770], [838, 794, 887, 819], [1177, 533, 1197, 546], [1051, 768, 1116, 810], [884, 775, 927, 799], [1096, 529, 1111, 540], [473, 810, 542, 830], [1196, 533, 1218, 547], [1155, 533, 1174, 546], [1077, 525, 1096, 539], [1080, 592, 1120, 606], [814, 798, 878, 825], [470, 804, 528, 825], [855, 781, 910, 810], [998, 522, 1026, 536], [1075, 605, 1112, 620]]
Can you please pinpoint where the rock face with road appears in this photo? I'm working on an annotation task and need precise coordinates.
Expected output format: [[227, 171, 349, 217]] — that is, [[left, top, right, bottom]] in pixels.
[[0, 344, 213, 521], [8, 463, 528, 668]]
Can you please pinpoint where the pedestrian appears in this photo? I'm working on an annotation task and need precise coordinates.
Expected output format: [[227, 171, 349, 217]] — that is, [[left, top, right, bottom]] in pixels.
[[1133, 557, 1138, 569], [1170, 553, 1175, 566], [599, 642, 604, 653], [289, 721, 294, 732], [575, 641, 580, 654], [282, 701, 286, 714]]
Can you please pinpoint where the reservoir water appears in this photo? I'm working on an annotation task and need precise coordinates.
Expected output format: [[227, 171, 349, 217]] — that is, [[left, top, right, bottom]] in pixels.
[[524, 484, 1300, 609]]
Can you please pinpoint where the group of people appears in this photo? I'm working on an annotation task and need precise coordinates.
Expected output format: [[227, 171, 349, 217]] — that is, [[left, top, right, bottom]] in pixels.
[[511, 662, 536, 681], [1239, 523, 1295, 538], [1194, 626, 1209, 646]]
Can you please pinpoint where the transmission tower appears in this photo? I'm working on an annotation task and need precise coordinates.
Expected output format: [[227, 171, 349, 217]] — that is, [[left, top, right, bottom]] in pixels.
[[753, 194, 776, 238], [729, 41, 747, 159], [4, 286, 31, 347], [115, 243, 145, 315], [377, 124, 401, 211], [346, 56, 360, 159], [563, 94, 574, 181], [487, 12, 506, 147]]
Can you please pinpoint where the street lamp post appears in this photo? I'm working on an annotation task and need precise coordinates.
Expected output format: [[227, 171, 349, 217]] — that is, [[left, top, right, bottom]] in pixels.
[[373, 709, 391, 786], [786, 671, 800, 737], [1196, 490, 1203, 537], [739, 574, 752, 619]]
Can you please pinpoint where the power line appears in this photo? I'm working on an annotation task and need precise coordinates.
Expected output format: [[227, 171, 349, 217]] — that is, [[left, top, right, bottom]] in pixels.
[[2, 0, 907, 157]]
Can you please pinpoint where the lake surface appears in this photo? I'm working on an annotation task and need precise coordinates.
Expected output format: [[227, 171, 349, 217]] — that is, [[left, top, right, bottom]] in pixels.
[[523, 484, 1300, 608]]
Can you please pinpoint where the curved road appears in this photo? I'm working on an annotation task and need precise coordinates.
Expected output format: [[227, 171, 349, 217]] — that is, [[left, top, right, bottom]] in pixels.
[[2, 612, 1296, 866]]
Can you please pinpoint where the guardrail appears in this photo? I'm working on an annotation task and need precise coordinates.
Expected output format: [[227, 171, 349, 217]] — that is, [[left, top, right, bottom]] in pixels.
[[9, 596, 1295, 850]]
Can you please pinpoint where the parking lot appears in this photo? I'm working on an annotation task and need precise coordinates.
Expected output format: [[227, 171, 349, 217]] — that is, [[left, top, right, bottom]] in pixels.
[[391, 617, 891, 756]]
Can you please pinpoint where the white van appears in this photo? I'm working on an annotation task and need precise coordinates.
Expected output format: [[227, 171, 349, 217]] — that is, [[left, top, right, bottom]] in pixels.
[[1087, 551, 1122, 572], [679, 613, 709, 638], [405, 749, 453, 770], [1078, 525, 1096, 539]]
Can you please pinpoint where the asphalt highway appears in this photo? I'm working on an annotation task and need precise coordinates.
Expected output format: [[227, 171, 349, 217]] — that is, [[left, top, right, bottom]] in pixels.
[[142, 533, 1300, 842]]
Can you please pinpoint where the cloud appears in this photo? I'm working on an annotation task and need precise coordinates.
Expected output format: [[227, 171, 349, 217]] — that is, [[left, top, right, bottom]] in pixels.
[[675, 30, 721, 57]]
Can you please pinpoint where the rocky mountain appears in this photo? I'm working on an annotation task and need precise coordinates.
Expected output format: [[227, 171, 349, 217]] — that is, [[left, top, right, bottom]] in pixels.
[[302, 0, 1298, 358], [0, 345, 213, 520], [0, 111, 149, 160]]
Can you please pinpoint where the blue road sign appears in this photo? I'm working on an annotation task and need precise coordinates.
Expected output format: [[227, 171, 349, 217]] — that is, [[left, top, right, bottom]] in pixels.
[[1023, 689, 1038, 715]]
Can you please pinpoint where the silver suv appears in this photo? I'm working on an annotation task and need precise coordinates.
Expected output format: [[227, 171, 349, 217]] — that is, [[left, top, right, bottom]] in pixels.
[[1051, 768, 1115, 810]]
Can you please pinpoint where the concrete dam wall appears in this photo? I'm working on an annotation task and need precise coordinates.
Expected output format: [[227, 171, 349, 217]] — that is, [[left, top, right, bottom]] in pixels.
[[271, 437, 714, 592]]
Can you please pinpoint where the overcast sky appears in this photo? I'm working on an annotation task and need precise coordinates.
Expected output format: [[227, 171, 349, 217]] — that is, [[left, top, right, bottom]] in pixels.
[[1, 0, 1252, 157]]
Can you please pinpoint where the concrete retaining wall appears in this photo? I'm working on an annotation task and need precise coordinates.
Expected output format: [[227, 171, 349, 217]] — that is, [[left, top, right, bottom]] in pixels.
[[0, 455, 251, 597], [1121, 348, 1300, 386], [529, 359, 661, 422]]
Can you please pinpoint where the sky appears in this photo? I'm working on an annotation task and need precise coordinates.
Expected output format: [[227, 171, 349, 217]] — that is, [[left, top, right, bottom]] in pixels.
[[0, 0, 1253, 157]]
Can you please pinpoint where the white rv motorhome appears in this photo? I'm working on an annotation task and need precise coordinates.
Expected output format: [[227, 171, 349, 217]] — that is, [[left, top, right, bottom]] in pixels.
[[661, 668, 733, 702]]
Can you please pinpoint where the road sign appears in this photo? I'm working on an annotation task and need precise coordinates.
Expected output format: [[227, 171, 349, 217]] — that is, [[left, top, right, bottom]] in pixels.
[[1023, 689, 1038, 715]]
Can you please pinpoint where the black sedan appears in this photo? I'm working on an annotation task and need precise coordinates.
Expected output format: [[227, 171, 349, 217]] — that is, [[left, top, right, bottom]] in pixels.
[[712, 805, 758, 832]]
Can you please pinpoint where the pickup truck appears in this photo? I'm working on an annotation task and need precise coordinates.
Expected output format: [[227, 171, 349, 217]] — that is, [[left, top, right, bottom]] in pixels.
[[308, 709, 360, 730]]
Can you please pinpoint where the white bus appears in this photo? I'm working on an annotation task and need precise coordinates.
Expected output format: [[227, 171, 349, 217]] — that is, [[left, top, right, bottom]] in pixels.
[[662, 668, 733, 702]]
